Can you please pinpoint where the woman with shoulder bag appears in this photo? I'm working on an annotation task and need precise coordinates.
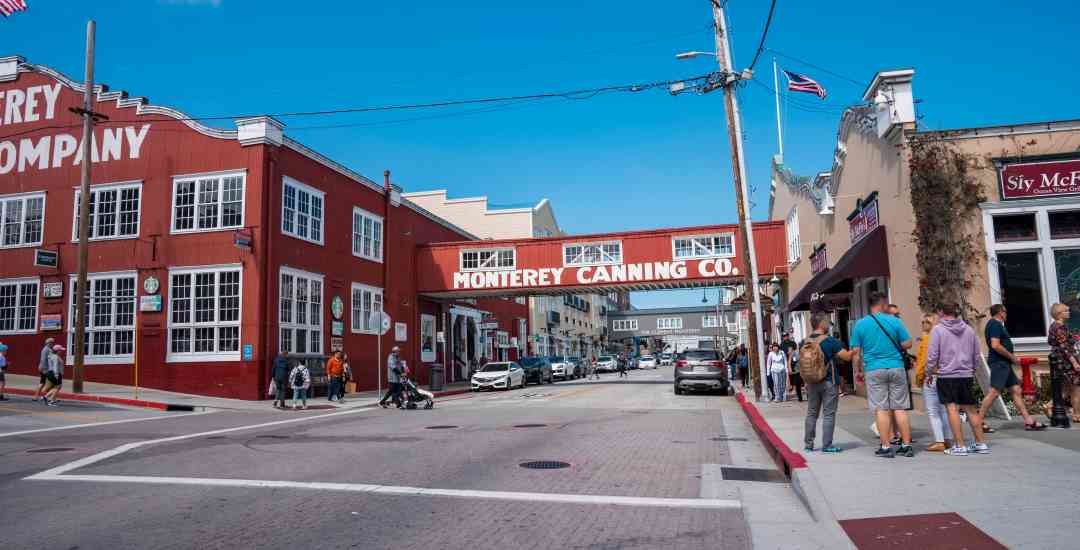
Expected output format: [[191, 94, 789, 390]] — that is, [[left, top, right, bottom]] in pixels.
[[1048, 303, 1080, 422]]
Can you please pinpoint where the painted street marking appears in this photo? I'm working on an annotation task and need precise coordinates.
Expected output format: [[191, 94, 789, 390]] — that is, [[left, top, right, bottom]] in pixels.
[[0, 410, 216, 439]]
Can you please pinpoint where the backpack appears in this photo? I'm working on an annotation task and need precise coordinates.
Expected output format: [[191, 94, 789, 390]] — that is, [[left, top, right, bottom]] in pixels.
[[798, 335, 829, 384], [292, 368, 305, 388]]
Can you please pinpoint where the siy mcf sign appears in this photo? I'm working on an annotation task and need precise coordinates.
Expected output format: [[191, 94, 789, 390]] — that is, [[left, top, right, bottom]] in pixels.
[[1000, 158, 1080, 201], [452, 259, 738, 290]]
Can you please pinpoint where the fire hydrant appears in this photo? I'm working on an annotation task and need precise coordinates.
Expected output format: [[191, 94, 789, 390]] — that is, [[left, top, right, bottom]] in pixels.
[[1019, 356, 1038, 407]]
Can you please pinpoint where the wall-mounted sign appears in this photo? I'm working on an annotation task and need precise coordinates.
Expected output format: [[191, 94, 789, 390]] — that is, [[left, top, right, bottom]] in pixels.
[[480, 321, 499, 330], [331, 296, 344, 320], [34, 249, 58, 268], [848, 200, 880, 244], [43, 281, 63, 299], [810, 245, 827, 275], [331, 337, 344, 352], [395, 322, 407, 342], [436, 331, 445, 343], [242, 344, 254, 361], [233, 230, 253, 249], [40, 314, 62, 331], [1000, 158, 1080, 201], [140, 295, 162, 312], [332, 320, 344, 336], [379, 313, 392, 336], [143, 276, 160, 295]]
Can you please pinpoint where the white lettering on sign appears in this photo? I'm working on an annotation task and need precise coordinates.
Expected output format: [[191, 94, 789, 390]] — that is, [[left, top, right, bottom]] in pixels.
[[450, 260, 738, 291]]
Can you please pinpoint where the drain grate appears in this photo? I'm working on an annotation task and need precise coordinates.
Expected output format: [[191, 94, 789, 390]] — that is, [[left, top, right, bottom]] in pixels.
[[256, 435, 290, 439], [721, 466, 787, 483], [520, 460, 571, 470], [26, 447, 75, 453], [425, 425, 458, 429], [513, 423, 547, 428], [710, 436, 748, 442]]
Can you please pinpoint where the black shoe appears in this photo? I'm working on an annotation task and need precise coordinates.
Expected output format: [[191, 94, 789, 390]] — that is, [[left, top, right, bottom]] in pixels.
[[890, 436, 902, 446], [897, 445, 915, 458], [875, 446, 896, 458], [379, 402, 389, 409]]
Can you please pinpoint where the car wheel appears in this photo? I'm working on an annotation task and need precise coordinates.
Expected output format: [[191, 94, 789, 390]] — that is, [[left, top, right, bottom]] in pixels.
[[674, 385, 683, 395]]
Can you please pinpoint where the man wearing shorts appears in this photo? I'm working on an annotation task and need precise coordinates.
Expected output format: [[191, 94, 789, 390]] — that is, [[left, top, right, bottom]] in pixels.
[[978, 304, 1047, 431], [926, 303, 988, 455], [851, 291, 914, 458], [33, 337, 55, 402]]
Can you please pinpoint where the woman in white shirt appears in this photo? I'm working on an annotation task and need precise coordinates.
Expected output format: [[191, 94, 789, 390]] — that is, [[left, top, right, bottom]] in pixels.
[[767, 343, 788, 402]]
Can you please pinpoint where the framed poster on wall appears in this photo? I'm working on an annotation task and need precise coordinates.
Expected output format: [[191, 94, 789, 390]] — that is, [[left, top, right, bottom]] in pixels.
[[420, 314, 436, 362]]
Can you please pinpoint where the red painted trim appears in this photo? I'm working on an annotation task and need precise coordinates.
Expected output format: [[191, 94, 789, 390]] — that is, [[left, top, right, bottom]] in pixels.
[[735, 392, 807, 475], [5, 387, 171, 410]]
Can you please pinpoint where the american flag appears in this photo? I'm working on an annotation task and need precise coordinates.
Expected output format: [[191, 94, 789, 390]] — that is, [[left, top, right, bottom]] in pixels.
[[783, 69, 827, 99], [0, 0, 28, 18]]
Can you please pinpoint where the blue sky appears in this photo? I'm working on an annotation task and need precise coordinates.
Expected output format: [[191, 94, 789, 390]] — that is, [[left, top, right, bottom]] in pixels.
[[5, 1, 1077, 307]]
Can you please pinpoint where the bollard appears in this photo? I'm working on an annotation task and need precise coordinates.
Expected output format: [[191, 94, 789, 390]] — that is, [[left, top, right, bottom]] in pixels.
[[1019, 356, 1038, 407]]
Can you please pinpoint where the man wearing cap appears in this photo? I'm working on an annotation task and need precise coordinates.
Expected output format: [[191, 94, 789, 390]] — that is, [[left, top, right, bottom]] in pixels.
[[33, 337, 55, 402], [379, 346, 404, 409], [0, 342, 9, 400]]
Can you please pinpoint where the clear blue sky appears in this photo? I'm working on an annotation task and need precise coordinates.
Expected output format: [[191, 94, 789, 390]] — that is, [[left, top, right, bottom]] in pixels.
[[5, 1, 1077, 307]]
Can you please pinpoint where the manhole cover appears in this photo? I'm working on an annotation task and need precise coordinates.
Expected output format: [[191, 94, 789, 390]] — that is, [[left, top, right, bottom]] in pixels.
[[425, 425, 458, 429], [26, 447, 75, 453], [721, 466, 787, 483], [519, 460, 571, 470], [256, 435, 290, 439], [711, 436, 748, 442], [513, 423, 547, 428]]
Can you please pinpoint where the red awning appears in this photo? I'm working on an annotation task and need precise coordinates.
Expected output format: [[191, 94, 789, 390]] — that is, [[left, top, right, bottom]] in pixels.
[[817, 225, 890, 294]]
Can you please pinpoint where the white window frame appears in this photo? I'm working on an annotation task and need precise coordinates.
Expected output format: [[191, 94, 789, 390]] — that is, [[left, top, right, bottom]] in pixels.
[[982, 197, 1080, 351], [497, 331, 510, 348], [350, 282, 384, 335], [281, 176, 325, 246], [279, 267, 324, 356], [459, 247, 516, 272], [66, 271, 136, 364], [786, 206, 801, 264], [562, 240, 623, 267], [166, 264, 243, 363], [420, 313, 437, 362], [0, 276, 39, 335], [170, 169, 246, 234], [702, 314, 719, 328], [351, 206, 384, 262], [72, 181, 142, 242], [0, 191, 46, 249], [517, 318, 527, 352], [657, 317, 683, 330], [672, 233, 736, 260], [612, 319, 638, 331]]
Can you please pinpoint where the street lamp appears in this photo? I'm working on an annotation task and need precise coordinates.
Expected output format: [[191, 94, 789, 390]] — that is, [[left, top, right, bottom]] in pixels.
[[676, 51, 717, 60]]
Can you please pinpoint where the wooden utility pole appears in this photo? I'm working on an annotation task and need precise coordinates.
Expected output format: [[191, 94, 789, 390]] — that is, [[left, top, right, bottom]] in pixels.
[[72, 20, 97, 393], [711, 3, 767, 399]]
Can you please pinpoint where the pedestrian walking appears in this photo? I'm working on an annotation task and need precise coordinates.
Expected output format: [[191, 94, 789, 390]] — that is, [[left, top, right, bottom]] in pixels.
[[589, 358, 600, 381], [380, 346, 404, 409], [325, 350, 345, 403], [737, 346, 749, 389], [340, 353, 353, 402], [972, 304, 1049, 430], [42, 345, 64, 406], [0, 342, 8, 401], [801, 313, 853, 453], [33, 337, 55, 402], [617, 354, 628, 378], [288, 361, 311, 410], [915, 313, 953, 452], [767, 343, 788, 402], [926, 303, 989, 456], [781, 332, 802, 401], [1046, 303, 1080, 422], [852, 291, 915, 458], [270, 353, 291, 409]]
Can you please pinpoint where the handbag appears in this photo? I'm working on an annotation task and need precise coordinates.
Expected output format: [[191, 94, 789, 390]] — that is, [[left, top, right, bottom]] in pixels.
[[267, 379, 277, 397]]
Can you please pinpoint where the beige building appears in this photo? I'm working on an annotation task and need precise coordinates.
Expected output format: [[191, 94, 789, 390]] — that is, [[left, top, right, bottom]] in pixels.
[[403, 190, 610, 358], [771, 68, 1080, 390]]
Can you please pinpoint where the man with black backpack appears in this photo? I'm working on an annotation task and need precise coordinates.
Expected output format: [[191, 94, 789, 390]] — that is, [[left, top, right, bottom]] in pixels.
[[801, 313, 853, 453]]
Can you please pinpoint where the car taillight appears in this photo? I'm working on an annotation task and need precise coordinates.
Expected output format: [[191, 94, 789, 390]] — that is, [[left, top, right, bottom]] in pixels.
[[675, 360, 688, 368]]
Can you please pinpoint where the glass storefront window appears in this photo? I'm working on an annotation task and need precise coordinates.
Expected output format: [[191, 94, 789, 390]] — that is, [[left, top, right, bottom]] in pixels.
[[1054, 248, 1080, 333], [992, 214, 1037, 242], [997, 251, 1046, 338], [1049, 211, 1080, 240]]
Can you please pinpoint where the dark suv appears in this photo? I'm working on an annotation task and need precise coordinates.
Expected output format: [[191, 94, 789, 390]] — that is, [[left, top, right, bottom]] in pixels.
[[518, 356, 554, 385], [674, 349, 728, 395]]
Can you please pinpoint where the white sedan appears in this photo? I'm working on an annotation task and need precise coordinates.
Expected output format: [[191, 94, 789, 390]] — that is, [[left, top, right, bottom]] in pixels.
[[638, 355, 657, 369], [471, 362, 525, 391]]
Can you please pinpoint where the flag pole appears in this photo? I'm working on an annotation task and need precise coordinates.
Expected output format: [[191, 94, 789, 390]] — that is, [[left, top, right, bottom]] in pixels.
[[772, 57, 784, 158]]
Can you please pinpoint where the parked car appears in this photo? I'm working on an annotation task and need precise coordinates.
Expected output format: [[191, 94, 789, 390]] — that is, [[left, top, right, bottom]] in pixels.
[[596, 355, 617, 372], [549, 356, 575, 380], [659, 353, 674, 366], [674, 348, 728, 395], [518, 356, 553, 385], [471, 361, 525, 391], [638, 355, 657, 369]]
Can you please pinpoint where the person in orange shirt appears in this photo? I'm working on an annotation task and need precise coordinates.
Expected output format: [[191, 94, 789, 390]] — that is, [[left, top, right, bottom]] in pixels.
[[326, 350, 345, 403]]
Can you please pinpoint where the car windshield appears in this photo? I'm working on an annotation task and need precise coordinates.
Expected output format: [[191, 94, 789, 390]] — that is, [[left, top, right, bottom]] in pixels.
[[549, 356, 565, 363], [641, 355, 654, 360], [480, 363, 509, 372], [599, 355, 613, 361], [518, 357, 544, 367], [681, 350, 719, 361]]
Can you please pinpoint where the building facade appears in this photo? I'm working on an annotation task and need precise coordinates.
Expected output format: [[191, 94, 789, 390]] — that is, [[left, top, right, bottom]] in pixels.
[[607, 305, 747, 355], [0, 56, 526, 399]]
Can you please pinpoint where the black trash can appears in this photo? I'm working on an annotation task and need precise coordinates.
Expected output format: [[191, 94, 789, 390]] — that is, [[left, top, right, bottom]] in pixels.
[[429, 365, 444, 391]]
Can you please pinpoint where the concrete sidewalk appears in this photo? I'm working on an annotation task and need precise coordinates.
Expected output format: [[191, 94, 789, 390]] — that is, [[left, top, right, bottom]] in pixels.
[[2, 373, 472, 411], [753, 392, 1080, 549]]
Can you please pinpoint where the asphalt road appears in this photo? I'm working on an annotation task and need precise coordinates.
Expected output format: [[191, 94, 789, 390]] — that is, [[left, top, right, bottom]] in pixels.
[[1, 366, 815, 550]]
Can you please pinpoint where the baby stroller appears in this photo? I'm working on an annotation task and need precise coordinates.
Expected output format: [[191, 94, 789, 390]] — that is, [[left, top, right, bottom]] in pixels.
[[400, 376, 434, 410]]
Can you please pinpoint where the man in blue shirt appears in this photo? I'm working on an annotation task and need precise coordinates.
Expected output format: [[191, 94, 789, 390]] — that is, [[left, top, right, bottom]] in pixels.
[[802, 313, 853, 453], [851, 291, 914, 458]]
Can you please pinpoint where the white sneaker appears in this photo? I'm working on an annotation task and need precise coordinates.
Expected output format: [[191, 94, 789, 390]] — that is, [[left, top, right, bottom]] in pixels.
[[944, 446, 969, 456], [967, 442, 990, 454]]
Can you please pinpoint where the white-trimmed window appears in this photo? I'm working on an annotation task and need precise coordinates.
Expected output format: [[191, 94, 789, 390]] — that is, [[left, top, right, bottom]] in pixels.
[[171, 171, 245, 233], [725, 311, 738, 333], [351, 207, 384, 262], [167, 265, 242, 361], [612, 319, 638, 331], [497, 331, 510, 348], [672, 233, 735, 260], [0, 192, 45, 248], [73, 182, 141, 241], [0, 277, 39, 334], [67, 272, 135, 363], [282, 176, 324, 245], [279, 268, 323, 355], [786, 207, 801, 264], [460, 248, 515, 271], [657, 317, 682, 330], [563, 241, 622, 267], [350, 283, 384, 334], [702, 314, 719, 328]]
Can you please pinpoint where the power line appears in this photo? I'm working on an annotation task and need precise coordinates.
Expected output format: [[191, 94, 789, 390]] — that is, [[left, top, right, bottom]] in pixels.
[[747, 0, 778, 72], [748, 78, 854, 114], [766, 48, 864, 87]]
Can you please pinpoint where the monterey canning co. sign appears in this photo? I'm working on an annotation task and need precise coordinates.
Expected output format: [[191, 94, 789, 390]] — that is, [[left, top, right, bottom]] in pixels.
[[1000, 159, 1080, 201], [451, 258, 739, 291]]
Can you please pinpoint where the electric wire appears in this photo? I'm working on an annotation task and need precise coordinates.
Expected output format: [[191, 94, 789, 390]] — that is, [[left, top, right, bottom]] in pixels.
[[747, 0, 778, 72], [766, 48, 864, 87]]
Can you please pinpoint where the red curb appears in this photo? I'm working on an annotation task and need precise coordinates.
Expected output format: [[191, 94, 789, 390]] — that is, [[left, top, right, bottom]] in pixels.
[[736, 392, 807, 476], [6, 387, 180, 411]]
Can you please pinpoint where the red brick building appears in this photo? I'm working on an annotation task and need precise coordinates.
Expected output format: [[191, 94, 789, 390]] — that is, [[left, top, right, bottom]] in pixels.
[[0, 56, 527, 399]]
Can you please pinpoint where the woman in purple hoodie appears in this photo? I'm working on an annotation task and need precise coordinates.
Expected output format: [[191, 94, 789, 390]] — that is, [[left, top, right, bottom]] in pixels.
[[925, 303, 988, 456]]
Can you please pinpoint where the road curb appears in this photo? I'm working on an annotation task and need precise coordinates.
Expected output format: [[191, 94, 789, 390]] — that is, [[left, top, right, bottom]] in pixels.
[[734, 392, 806, 475], [5, 388, 197, 412]]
